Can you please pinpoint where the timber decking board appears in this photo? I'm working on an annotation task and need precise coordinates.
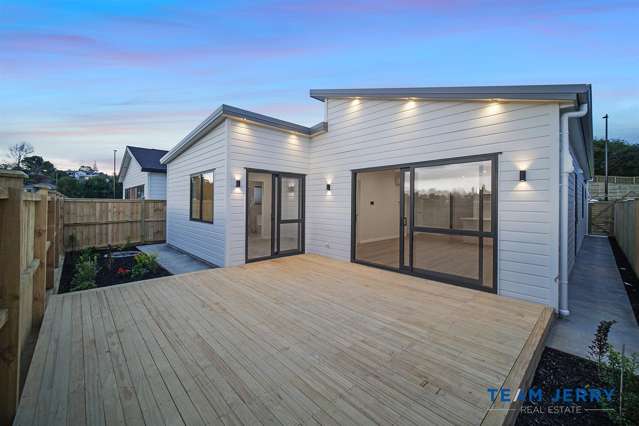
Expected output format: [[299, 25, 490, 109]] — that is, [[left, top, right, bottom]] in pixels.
[[15, 254, 552, 425]]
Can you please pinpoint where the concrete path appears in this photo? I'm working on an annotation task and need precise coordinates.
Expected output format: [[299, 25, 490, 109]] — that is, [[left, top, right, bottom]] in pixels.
[[547, 235, 639, 358], [137, 243, 213, 275]]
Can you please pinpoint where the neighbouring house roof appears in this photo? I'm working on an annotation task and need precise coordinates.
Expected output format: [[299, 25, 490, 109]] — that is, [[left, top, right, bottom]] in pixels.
[[161, 104, 328, 164], [118, 146, 168, 183]]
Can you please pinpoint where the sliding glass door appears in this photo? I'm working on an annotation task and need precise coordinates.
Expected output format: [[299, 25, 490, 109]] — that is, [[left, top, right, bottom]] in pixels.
[[246, 170, 304, 262], [353, 155, 497, 292]]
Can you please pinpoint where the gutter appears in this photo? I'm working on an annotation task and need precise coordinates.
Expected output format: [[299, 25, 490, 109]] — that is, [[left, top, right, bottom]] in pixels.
[[558, 103, 588, 317]]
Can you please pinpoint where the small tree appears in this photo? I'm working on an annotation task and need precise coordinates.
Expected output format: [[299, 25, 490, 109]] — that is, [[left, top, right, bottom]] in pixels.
[[7, 142, 34, 168]]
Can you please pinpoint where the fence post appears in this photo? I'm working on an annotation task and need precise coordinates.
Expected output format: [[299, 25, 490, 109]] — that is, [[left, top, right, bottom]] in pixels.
[[46, 192, 57, 289], [141, 199, 146, 244], [0, 170, 26, 425], [32, 185, 48, 329]]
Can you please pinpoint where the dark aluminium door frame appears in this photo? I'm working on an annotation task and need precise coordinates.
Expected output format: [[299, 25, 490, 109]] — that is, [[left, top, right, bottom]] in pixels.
[[350, 153, 499, 294], [245, 168, 306, 263]]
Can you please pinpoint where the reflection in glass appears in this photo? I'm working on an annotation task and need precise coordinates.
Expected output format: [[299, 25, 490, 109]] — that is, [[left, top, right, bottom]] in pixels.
[[202, 172, 214, 222], [280, 177, 299, 220], [413, 232, 479, 279], [414, 161, 491, 231], [247, 173, 272, 259], [279, 222, 299, 252], [190, 175, 201, 220]]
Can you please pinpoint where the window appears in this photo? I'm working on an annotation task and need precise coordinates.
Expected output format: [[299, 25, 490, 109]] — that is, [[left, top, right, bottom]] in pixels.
[[125, 185, 144, 200], [190, 171, 214, 223]]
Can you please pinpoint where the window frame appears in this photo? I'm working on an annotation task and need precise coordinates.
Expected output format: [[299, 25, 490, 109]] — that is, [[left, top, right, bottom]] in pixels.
[[189, 169, 215, 224], [125, 185, 144, 200]]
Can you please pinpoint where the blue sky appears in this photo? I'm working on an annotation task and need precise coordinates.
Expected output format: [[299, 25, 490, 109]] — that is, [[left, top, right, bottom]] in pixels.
[[1, 0, 637, 171]]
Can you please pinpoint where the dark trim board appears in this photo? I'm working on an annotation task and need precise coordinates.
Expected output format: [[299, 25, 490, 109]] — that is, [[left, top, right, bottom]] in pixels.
[[351, 153, 499, 294]]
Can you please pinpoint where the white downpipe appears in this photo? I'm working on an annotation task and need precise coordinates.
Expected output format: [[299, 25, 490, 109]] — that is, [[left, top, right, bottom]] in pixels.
[[559, 103, 588, 317]]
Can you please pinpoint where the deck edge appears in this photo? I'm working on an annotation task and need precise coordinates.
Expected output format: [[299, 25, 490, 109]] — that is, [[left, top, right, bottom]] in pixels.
[[480, 306, 555, 426]]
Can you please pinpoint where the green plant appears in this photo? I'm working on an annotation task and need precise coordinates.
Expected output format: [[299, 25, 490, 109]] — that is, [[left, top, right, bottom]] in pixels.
[[589, 320, 617, 366], [589, 320, 639, 425], [70, 255, 98, 292], [120, 236, 132, 251], [600, 346, 639, 425], [131, 252, 158, 279]]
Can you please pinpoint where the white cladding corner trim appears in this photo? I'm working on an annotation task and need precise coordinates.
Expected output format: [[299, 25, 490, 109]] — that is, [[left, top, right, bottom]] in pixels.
[[559, 103, 588, 317]]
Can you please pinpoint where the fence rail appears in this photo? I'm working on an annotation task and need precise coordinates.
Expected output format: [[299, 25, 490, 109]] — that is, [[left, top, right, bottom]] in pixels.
[[63, 198, 166, 251], [0, 171, 64, 424], [593, 175, 639, 184], [614, 199, 639, 274]]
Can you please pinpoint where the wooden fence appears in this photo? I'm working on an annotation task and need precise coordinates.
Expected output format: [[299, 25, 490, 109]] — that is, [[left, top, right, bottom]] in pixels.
[[614, 199, 639, 273], [0, 171, 64, 424], [63, 198, 166, 251], [589, 201, 615, 235]]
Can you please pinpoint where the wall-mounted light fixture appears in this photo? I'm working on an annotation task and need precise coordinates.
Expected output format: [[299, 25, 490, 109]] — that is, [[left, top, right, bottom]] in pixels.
[[326, 183, 331, 191], [235, 179, 241, 188], [519, 170, 527, 182]]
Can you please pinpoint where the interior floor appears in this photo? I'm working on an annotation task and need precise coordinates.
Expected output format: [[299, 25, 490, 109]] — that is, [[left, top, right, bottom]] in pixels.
[[247, 235, 299, 260], [356, 233, 493, 288]]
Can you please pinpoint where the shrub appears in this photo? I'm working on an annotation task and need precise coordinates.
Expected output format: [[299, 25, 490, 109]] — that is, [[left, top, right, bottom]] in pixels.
[[70, 254, 98, 292], [131, 252, 158, 279], [589, 320, 639, 424]]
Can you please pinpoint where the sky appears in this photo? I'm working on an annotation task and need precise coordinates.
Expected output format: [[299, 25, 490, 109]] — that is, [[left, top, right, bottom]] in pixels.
[[1, 0, 637, 173]]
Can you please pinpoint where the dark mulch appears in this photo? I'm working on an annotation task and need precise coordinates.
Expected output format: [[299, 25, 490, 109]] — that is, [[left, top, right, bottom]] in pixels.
[[609, 236, 639, 324], [59, 247, 171, 293], [515, 347, 613, 425]]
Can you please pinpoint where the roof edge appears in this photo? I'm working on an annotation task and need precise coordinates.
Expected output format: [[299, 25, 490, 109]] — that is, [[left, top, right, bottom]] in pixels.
[[161, 104, 323, 164], [310, 84, 591, 102]]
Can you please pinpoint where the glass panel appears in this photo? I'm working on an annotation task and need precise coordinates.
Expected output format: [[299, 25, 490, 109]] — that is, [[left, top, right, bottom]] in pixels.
[[482, 237, 494, 289], [355, 169, 401, 268], [402, 170, 410, 268], [190, 175, 201, 220], [280, 177, 299, 220], [247, 173, 273, 259], [279, 222, 299, 252], [413, 232, 479, 279], [202, 172, 214, 222], [414, 161, 491, 231], [483, 184, 492, 232]]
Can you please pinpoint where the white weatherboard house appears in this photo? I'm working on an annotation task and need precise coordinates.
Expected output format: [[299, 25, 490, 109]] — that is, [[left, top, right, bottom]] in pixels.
[[119, 146, 168, 200], [161, 84, 592, 314]]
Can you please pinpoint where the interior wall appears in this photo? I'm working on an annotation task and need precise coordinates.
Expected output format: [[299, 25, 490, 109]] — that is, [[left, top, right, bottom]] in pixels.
[[247, 173, 272, 239], [356, 169, 400, 243]]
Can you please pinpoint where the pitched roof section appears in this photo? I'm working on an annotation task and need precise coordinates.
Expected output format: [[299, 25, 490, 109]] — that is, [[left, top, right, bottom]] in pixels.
[[127, 146, 169, 173], [310, 84, 591, 103], [161, 104, 328, 164]]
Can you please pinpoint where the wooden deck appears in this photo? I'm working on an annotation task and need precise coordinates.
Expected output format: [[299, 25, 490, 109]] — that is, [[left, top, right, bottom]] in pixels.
[[15, 254, 553, 426]]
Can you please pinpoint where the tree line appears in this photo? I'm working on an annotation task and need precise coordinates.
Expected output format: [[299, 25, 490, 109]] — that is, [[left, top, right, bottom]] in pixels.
[[593, 139, 639, 177], [2, 142, 122, 198]]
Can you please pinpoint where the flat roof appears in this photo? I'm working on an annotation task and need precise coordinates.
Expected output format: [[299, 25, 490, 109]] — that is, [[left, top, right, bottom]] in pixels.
[[310, 84, 591, 103]]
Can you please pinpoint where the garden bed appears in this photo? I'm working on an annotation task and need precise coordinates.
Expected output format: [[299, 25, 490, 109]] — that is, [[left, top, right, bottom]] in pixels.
[[59, 246, 171, 293], [516, 347, 613, 425], [609, 236, 639, 324]]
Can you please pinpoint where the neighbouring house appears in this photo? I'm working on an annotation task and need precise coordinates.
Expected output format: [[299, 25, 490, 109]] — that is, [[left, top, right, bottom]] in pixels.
[[118, 146, 168, 200], [160, 84, 592, 314]]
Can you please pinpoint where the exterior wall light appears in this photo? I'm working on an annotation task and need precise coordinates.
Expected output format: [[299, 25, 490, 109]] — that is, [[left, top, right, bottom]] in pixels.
[[235, 179, 241, 188], [326, 183, 331, 191], [519, 170, 527, 182]]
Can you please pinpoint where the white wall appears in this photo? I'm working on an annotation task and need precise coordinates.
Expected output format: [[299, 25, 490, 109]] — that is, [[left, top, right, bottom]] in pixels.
[[227, 120, 311, 266], [307, 98, 561, 308], [147, 172, 167, 200], [121, 155, 146, 198], [165, 122, 227, 266]]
